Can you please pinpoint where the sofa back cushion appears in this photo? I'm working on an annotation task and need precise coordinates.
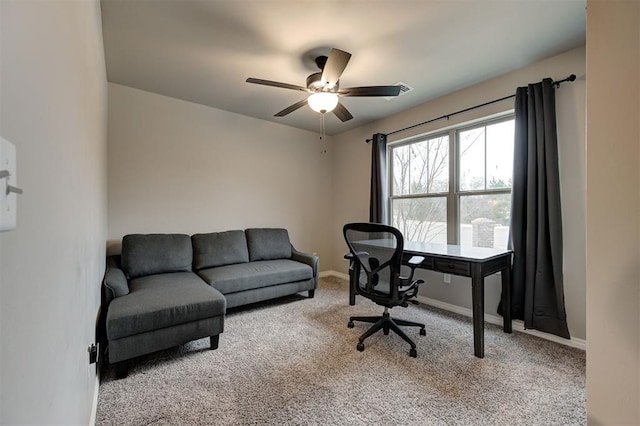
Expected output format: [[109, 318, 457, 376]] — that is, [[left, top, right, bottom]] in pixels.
[[122, 234, 193, 279], [192, 230, 249, 270], [245, 228, 292, 261]]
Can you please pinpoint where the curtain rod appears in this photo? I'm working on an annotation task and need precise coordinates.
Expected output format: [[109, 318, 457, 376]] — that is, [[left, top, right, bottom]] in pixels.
[[368, 74, 576, 141]]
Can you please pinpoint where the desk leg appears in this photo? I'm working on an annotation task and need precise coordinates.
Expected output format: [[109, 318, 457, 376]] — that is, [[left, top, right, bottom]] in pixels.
[[471, 265, 484, 358], [501, 266, 512, 334]]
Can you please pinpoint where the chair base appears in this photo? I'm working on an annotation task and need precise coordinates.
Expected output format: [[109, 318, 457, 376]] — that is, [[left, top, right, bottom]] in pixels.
[[348, 310, 426, 357]]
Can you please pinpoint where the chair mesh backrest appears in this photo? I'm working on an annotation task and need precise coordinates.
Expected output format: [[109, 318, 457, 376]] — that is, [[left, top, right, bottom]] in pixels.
[[343, 223, 404, 298]]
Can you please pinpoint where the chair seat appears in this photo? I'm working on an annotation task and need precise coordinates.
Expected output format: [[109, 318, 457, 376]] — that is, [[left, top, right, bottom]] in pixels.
[[106, 272, 226, 340], [356, 277, 421, 307]]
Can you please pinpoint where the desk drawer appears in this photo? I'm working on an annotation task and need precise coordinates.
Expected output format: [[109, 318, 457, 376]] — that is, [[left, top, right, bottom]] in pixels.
[[434, 258, 470, 276]]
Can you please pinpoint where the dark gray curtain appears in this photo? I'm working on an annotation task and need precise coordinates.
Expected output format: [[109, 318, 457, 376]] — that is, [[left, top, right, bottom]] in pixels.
[[505, 78, 570, 339], [369, 133, 388, 224]]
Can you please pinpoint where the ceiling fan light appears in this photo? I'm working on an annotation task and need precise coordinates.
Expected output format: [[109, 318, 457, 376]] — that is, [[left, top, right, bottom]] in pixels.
[[307, 92, 339, 114]]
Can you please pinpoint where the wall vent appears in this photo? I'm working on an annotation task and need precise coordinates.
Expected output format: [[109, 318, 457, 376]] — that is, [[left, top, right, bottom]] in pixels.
[[384, 82, 414, 100]]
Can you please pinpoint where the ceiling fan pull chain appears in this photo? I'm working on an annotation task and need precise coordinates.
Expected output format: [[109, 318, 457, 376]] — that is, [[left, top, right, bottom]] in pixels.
[[320, 114, 327, 154]]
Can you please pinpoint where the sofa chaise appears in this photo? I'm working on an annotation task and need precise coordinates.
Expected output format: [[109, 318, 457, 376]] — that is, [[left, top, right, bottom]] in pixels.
[[102, 228, 318, 377]]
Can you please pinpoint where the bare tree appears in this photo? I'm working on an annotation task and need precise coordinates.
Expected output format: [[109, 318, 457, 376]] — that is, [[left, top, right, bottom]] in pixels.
[[392, 136, 448, 242]]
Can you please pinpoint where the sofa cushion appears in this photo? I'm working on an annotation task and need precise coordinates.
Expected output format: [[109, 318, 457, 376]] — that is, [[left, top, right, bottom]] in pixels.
[[192, 230, 249, 270], [122, 234, 192, 279], [245, 228, 292, 261], [197, 259, 312, 295], [106, 272, 226, 340]]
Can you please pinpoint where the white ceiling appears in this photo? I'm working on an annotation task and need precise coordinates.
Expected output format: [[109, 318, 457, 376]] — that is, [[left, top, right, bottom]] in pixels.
[[100, 0, 586, 136]]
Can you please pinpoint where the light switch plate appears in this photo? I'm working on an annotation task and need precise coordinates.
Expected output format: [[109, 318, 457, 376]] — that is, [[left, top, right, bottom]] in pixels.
[[0, 137, 18, 231]]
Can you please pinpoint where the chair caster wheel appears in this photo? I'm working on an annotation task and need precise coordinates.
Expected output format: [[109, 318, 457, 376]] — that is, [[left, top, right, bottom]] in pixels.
[[409, 348, 417, 358], [420, 328, 426, 336], [383, 327, 390, 335], [357, 342, 365, 352], [348, 321, 354, 328]]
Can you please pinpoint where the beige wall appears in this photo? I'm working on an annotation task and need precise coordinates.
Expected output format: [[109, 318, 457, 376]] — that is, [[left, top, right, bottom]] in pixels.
[[331, 47, 587, 341], [0, 1, 108, 424], [2, 1, 638, 422], [107, 83, 334, 263], [586, 1, 640, 424]]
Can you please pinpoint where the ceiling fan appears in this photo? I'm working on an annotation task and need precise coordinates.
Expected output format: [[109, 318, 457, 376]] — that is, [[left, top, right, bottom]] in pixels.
[[246, 48, 401, 122]]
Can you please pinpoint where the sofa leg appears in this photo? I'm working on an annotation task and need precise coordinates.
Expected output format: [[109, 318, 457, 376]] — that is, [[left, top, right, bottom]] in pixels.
[[210, 335, 219, 350], [308, 289, 315, 298], [113, 361, 129, 379]]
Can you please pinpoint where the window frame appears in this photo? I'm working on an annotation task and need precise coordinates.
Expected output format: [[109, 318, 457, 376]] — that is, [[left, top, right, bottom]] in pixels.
[[388, 113, 514, 245]]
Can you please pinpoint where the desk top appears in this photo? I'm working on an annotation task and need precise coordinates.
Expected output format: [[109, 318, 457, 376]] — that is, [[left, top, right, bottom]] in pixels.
[[404, 241, 512, 262], [357, 239, 512, 262]]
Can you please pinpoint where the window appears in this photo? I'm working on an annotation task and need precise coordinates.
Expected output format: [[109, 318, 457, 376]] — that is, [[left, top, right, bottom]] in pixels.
[[389, 116, 514, 249]]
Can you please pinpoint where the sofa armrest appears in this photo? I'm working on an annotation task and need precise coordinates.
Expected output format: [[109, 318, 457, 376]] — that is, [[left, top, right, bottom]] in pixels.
[[103, 255, 130, 306], [291, 246, 319, 288]]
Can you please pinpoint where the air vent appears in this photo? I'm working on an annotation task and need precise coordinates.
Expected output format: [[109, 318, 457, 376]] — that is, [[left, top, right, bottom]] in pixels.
[[384, 82, 413, 100]]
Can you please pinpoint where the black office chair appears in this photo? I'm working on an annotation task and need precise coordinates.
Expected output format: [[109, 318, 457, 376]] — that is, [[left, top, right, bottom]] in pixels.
[[343, 222, 426, 357]]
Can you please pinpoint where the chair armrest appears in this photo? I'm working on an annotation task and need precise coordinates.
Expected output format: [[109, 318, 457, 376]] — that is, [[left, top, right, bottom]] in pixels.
[[407, 255, 425, 266], [291, 246, 319, 288], [344, 251, 371, 275], [344, 251, 370, 260], [398, 256, 425, 287]]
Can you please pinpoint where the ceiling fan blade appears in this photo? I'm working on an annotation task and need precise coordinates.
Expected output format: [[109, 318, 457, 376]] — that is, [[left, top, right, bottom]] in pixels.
[[246, 78, 309, 92], [333, 102, 353, 122], [274, 99, 308, 117], [338, 86, 402, 97], [321, 48, 351, 88]]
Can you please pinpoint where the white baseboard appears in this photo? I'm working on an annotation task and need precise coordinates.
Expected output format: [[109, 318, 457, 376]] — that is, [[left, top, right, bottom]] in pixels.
[[415, 295, 586, 350], [320, 271, 586, 351], [319, 270, 349, 280], [89, 372, 99, 425]]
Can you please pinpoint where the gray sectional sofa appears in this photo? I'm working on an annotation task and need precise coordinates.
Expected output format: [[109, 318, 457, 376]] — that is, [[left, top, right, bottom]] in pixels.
[[102, 228, 318, 377]]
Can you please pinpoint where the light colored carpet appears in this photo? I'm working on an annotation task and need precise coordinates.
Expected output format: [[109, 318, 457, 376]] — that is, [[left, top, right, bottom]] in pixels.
[[96, 276, 585, 425]]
